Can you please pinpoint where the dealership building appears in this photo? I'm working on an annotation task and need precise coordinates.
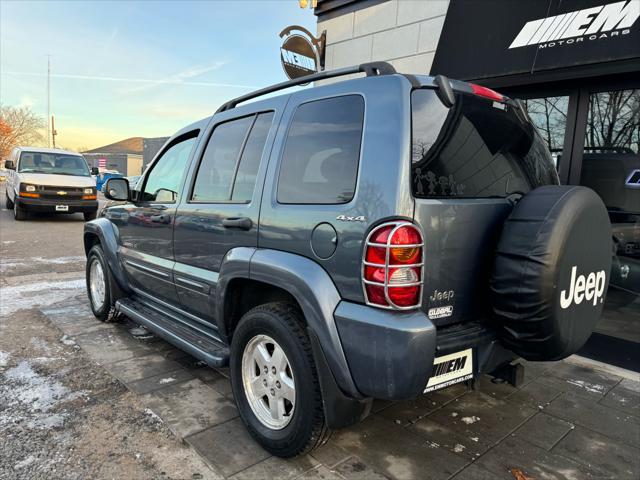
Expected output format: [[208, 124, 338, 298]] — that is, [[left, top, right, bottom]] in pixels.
[[314, 0, 639, 369]]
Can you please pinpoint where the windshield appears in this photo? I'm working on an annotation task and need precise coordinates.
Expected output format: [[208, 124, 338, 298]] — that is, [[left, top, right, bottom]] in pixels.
[[18, 152, 91, 177]]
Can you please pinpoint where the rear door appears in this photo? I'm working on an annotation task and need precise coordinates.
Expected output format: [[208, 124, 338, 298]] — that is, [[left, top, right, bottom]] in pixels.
[[411, 88, 558, 326], [173, 106, 280, 321]]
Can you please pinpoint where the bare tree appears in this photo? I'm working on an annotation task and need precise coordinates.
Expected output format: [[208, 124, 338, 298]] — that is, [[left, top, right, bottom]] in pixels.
[[523, 97, 568, 152], [585, 90, 640, 153], [0, 105, 46, 160]]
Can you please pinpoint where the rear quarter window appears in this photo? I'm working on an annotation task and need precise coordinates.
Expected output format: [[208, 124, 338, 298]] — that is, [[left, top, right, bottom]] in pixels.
[[277, 95, 364, 204], [411, 89, 558, 199]]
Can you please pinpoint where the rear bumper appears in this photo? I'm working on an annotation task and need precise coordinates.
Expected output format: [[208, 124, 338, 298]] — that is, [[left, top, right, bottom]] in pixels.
[[16, 196, 98, 213], [334, 301, 516, 400]]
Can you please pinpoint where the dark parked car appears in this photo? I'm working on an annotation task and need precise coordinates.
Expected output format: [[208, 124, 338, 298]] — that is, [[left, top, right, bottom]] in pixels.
[[83, 63, 612, 457]]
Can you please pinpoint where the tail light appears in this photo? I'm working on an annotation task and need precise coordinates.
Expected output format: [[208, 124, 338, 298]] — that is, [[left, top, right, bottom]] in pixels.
[[363, 221, 424, 309], [470, 83, 504, 102]]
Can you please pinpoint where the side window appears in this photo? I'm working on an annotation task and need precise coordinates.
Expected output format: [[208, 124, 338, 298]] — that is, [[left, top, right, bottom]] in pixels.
[[277, 95, 364, 204], [142, 134, 197, 203], [232, 112, 274, 202], [191, 112, 274, 203]]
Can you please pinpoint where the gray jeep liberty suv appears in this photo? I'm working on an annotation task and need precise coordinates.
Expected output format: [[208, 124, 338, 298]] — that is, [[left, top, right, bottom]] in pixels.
[[83, 62, 612, 458]]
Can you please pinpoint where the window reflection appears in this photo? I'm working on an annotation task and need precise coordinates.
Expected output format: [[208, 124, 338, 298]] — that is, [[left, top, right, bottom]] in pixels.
[[523, 96, 569, 168], [580, 89, 640, 345]]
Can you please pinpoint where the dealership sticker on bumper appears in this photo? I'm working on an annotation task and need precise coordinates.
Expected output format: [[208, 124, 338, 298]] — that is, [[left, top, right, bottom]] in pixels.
[[56, 205, 69, 211], [424, 348, 473, 393]]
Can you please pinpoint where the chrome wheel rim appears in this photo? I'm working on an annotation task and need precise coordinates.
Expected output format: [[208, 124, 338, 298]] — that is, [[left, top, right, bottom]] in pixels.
[[89, 259, 106, 311], [241, 334, 295, 430]]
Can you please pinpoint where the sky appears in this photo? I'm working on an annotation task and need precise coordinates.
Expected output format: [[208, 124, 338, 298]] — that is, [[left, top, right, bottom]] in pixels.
[[0, 0, 316, 151]]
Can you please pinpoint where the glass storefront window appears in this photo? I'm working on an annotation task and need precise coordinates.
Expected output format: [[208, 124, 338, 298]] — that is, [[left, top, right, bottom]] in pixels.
[[579, 89, 640, 348], [523, 96, 569, 169]]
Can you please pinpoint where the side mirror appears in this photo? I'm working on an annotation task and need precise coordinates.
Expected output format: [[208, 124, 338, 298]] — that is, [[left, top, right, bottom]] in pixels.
[[91, 167, 99, 175], [4, 160, 15, 170], [104, 177, 130, 201]]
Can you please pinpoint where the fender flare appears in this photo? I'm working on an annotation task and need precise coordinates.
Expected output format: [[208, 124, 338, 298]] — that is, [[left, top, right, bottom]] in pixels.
[[247, 249, 361, 399], [83, 218, 130, 293]]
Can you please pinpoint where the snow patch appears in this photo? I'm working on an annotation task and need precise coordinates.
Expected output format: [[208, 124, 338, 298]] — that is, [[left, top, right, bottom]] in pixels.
[[158, 377, 176, 385], [451, 412, 458, 417], [453, 444, 466, 453], [566, 379, 607, 394], [0, 360, 85, 432], [4, 361, 82, 412], [0, 351, 9, 367], [60, 335, 76, 346], [144, 408, 163, 424], [461, 416, 480, 425], [0, 278, 85, 316], [0, 255, 85, 272], [470, 437, 479, 442]]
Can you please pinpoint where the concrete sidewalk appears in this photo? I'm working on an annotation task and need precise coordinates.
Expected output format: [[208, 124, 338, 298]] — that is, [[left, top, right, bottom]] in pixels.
[[40, 290, 640, 480]]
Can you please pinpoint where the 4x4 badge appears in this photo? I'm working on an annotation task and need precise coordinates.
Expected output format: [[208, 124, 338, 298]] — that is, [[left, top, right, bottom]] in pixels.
[[336, 215, 366, 222]]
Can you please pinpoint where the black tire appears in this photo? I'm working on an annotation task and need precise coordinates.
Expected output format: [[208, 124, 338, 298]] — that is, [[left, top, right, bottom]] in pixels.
[[230, 302, 328, 458], [86, 244, 124, 322], [5, 192, 14, 210], [84, 210, 98, 221], [14, 202, 27, 221]]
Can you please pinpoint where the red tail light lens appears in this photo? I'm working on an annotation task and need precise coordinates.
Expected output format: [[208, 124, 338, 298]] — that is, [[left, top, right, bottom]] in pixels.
[[470, 83, 504, 102], [363, 221, 424, 309]]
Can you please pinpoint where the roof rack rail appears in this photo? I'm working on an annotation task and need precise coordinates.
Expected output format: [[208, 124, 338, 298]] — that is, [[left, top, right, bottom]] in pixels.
[[216, 61, 397, 113]]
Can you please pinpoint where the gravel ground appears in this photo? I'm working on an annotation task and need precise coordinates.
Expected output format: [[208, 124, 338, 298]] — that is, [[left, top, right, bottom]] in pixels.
[[0, 305, 218, 480]]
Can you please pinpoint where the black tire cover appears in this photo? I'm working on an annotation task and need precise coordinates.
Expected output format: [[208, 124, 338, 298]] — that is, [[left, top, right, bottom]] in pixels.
[[491, 186, 612, 361]]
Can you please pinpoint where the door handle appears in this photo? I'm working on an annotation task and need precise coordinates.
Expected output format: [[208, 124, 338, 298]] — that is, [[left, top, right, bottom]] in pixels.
[[222, 217, 252, 230], [150, 214, 171, 224]]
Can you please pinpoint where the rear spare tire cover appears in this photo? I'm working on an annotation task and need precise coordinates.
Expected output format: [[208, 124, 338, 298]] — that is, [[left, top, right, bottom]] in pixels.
[[491, 186, 612, 361]]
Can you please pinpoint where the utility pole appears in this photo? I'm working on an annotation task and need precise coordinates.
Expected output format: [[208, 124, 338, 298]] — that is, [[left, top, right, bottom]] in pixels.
[[51, 115, 57, 148], [47, 54, 51, 148]]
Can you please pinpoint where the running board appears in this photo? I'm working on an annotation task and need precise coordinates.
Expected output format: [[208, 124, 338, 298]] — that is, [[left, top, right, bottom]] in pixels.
[[116, 297, 229, 367]]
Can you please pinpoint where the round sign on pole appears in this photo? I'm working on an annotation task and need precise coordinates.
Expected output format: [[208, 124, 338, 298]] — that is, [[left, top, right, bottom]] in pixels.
[[279, 26, 326, 82]]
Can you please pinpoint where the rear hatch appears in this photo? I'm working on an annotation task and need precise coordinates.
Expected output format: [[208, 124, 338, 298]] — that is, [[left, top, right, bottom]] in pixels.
[[411, 86, 558, 326]]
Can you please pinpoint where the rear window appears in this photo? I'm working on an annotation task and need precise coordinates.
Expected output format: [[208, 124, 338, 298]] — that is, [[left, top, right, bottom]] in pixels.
[[411, 89, 558, 198], [277, 95, 364, 204]]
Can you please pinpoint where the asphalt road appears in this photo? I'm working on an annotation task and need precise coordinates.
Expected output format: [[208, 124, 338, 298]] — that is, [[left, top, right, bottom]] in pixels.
[[0, 182, 94, 277]]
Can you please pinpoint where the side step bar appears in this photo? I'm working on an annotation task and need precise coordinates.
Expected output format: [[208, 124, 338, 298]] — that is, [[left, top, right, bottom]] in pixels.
[[116, 297, 229, 367]]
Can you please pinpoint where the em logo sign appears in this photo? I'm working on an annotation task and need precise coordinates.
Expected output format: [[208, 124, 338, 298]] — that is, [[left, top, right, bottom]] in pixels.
[[509, 0, 639, 49], [279, 25, 326, 82]]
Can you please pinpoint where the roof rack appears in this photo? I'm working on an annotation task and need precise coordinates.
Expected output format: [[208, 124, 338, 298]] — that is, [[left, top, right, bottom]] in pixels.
[[216, 61, 397, 113]]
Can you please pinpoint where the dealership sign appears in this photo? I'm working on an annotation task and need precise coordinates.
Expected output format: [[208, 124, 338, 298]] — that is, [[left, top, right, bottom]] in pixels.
[[510, 1, 639, 49], [431, 0, 640, 81], [279, 25, 326, 81]]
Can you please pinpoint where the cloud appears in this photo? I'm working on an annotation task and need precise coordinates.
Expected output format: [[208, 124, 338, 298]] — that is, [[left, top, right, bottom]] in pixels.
[[19, 96, 35, 108], [124, 60, 231, 93], [3, 69, 259, 90]]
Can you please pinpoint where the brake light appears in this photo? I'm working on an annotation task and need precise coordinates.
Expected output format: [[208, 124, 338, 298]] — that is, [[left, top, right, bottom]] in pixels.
[[363, 221, 424, 309], [470, 83, 504, 102]]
